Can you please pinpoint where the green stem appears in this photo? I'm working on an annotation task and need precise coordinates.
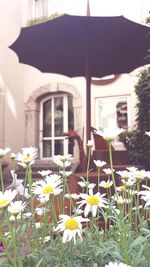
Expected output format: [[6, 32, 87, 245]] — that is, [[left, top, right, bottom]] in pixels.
[[97, 167, 101, 192], [108, 142, 118, 197], [0, 158, 4, 192], [86, 146, 91, 193]]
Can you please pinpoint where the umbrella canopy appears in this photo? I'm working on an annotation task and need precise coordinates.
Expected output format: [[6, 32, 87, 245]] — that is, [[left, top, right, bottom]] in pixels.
[[9, 14, 150, 144]]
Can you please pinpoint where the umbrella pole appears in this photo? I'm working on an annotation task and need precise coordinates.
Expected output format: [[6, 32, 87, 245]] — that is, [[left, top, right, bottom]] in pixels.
[[86, 73, 91, 152]]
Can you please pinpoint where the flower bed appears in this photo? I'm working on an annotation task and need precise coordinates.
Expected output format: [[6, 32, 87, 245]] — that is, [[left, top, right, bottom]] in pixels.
[[0, 130, 150, 266]]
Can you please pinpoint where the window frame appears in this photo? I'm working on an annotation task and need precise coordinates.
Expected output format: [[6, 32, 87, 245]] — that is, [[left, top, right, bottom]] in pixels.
[[40, 93, 69, 159]]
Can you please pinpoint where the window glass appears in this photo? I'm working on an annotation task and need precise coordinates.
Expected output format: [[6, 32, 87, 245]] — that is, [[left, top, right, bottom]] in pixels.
[[54, 97, 63, 137], [96, 96, 128, 131], [40, 94, 74, 158], [43, 99, 51, 137]]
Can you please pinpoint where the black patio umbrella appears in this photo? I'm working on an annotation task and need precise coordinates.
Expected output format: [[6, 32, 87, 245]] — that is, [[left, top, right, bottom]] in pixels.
[[9, 14, 150, 145]]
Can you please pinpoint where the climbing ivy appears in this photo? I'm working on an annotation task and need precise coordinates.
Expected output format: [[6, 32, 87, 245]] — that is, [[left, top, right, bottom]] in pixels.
[[134, 68, 150, 169]]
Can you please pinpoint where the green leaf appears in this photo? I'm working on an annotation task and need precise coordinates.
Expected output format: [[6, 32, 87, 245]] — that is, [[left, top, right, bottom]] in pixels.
[[35, 257, 45, 267], [129, 236, 146, 251]]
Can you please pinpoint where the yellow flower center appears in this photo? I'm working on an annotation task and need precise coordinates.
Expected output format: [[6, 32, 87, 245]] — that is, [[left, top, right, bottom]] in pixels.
[[43, 186, 54, 195], [23, 155, 32, 162], [104, 183, 110, 188], [87, 195, 99, 206], [135, 172, 143, 180], [65, 218, 78, 230], [121, 185, 126, 192], [0, 199, 9, 208]]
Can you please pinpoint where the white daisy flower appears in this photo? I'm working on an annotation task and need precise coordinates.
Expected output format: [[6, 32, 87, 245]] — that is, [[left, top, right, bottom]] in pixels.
[[32, 178, 63, 198], [94, 128, 124, 142], [103, 168, 115, 176], [116, 170, 131, 180], [10, 153, 16, 159], [88, 183, 96, 189], [46, 174, 62, 183], [0, 147, 11, 158], [38, 170, 52, 177], [105, 262, 131, 267], [99, 180, 113, 189], [37, 196, 49, 204], [35, 222, 42, 229], [35, 207, 46, 216], [145, 131, 150, 137], [116, 185, 127, 192], [78, 189, 108, 217], [8, 201, 26, 216], [60, 171, 72, 177], [15, 147, 38, 165], [133, 170, 148, 181], [114, 196, 130, 205], [94, 160, 107, 168], [0, 189, 17, 209], [23, 212, 32, 219], [87, 140, 94, 147], [54, 214, 89, 244], [73, 208, 83, 215], [54, 160, 71, 169], [53, 154, 73, 163], [64, 193, 80, 200], [122, 177, 136, 188], [9, 214, 21, 222], [43, 236, 50, 243], [8, 170, 30, 199], [78, 181, 87, 188], [126, 167, 138, 172], [4, 232, 11, 238], [138, 185, 150, 207]]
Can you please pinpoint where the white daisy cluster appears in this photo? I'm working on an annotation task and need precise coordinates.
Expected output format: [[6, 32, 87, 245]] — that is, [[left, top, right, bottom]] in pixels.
[[53, 154, 73, 168], [16, 147, 38, 166]]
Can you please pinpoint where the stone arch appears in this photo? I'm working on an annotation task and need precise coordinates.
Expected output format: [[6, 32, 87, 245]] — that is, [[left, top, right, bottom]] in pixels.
[[25, 82, 82, 159]]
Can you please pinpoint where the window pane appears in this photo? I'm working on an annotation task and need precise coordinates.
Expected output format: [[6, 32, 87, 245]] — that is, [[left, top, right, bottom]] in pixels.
[[43, 99, 51, 137], [68, 95, 74, 130], [97, 99, 118, 130], [116, 101, 128, 129], [54, 140, 64, 155], [54, 97, 63, 136], [43, 140, 52, 157], [96, 97, 128, 131]]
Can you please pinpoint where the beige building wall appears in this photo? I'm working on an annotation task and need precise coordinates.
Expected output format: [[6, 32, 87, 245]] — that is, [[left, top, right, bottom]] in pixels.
[[0, 0, 149, 158]]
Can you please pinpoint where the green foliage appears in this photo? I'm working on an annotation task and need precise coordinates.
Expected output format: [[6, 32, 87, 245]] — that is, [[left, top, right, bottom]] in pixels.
[[119, 67, 150, 169], [119, 130, 140, 165], [27, 12, 62, 26], [135, 68, 150, 169]]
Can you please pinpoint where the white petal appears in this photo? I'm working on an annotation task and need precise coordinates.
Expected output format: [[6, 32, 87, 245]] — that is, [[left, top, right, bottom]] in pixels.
[[62, 229, 69, 243], [84, 204, 91, 217], [92, 205, 97, 217]]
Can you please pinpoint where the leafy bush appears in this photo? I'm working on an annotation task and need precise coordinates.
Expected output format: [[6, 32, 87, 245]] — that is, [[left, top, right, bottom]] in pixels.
[[119, 130, 140, 165], [135, 68, 150, 169]]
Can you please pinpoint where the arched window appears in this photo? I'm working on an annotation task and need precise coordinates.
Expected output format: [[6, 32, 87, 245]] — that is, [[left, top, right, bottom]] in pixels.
[[40, 94, 74, 158]]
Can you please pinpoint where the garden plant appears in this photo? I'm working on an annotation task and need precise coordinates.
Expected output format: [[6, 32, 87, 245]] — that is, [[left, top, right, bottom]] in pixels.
[[0, 129, 150, 267]]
